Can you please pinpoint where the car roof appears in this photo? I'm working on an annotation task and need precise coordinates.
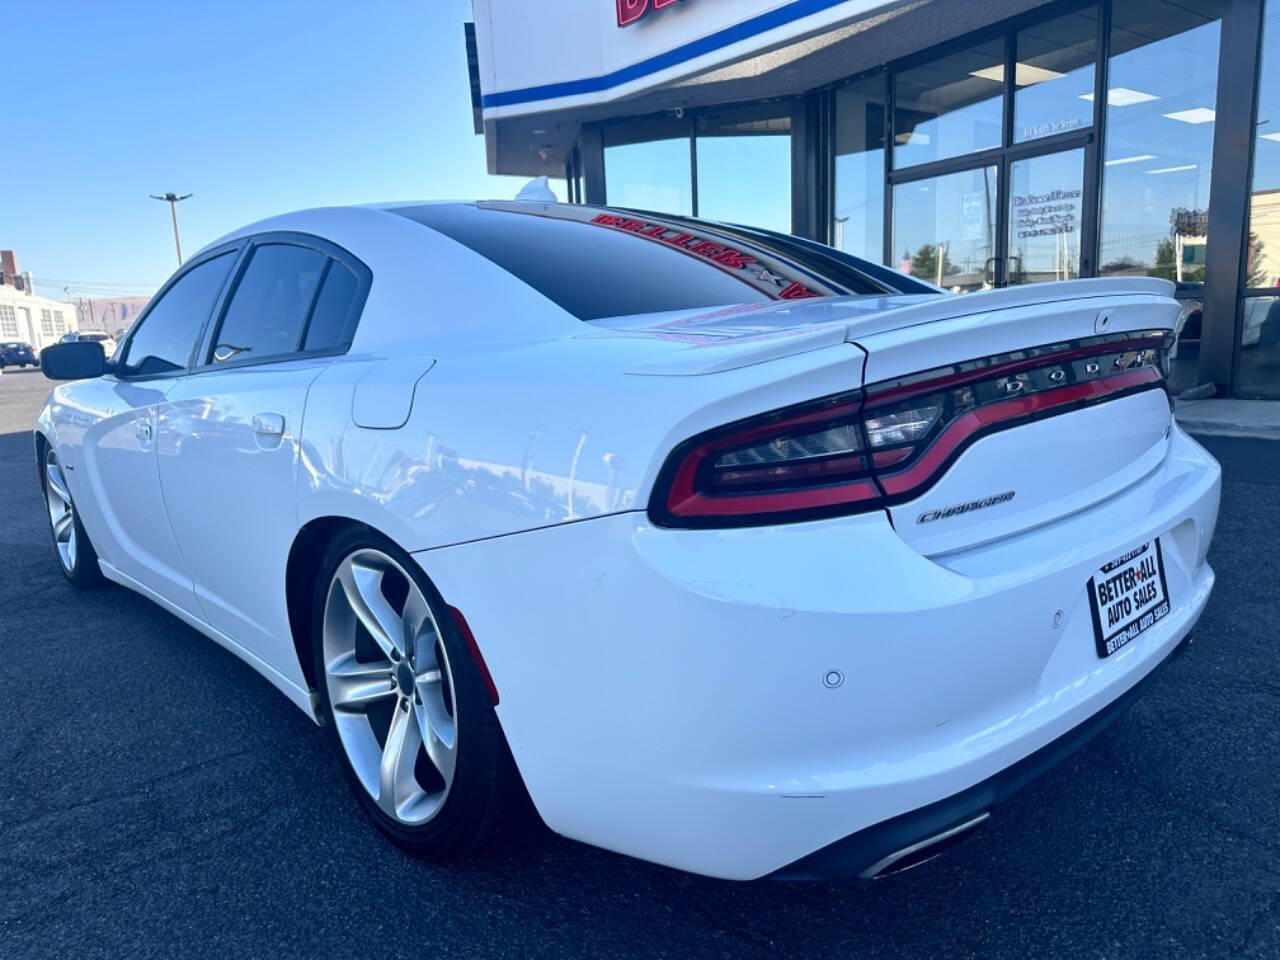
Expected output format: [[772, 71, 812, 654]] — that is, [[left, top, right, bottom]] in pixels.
[[191, 201, 940, 355]]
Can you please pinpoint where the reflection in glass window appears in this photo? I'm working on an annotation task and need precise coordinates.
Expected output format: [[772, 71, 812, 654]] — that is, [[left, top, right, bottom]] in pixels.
[[694, 113, 791, 233], [1248, 3, 1280, 292], [303, 262, 360, 352], [1236, 297, 1280, 398], [604, 137, 693, 216], [1239, 5, 1280, 399], [893, 166, 998, 293], [1014, 7, 1097, 142], [833, 74, 886, 263], [212, 244, 327, 364], [893, 39, 1004, 168], [1008, 149, 1085, 283], [121, 253, 234, 376], [1099, 0, 1226, 281]]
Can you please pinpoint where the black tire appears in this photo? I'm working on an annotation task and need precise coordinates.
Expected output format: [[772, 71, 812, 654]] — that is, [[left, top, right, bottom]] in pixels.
[[41, 444, 105, 588], [311, 524, 527, 859]]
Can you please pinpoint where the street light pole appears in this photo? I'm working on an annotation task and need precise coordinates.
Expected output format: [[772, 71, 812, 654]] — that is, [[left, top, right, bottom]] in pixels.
[[149, 192, 193, 265]]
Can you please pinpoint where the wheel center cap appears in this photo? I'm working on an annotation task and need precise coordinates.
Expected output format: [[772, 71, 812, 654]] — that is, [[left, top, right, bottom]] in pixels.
[[395, 661, 415, 697]]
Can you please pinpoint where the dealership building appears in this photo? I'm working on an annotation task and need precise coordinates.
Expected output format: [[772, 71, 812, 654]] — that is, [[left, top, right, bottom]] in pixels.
[[467, 0, 1280, 399]]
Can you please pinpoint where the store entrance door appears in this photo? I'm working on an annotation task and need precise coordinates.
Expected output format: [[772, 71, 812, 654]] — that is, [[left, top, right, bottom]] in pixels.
[[891, 136, 1090, 293], [1002, 144, 1087, 286]]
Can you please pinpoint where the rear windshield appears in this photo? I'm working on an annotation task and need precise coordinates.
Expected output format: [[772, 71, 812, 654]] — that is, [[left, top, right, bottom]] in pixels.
[[389, 203, 910, 321]]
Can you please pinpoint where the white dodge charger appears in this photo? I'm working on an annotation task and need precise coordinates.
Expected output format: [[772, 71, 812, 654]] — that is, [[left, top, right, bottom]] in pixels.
[[34, 201, 1220, 881]]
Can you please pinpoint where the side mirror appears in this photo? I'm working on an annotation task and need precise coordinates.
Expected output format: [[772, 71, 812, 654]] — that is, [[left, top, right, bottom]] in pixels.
[[41, 341, 107, 381]]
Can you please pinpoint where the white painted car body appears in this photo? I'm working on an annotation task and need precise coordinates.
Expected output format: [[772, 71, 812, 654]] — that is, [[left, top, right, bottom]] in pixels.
[[35, 203, 1220, 880]]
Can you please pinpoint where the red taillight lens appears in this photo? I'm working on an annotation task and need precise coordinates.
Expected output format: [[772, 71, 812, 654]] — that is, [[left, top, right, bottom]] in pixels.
[[659, 391, 879, 523], [650, 330, 1172, 528]]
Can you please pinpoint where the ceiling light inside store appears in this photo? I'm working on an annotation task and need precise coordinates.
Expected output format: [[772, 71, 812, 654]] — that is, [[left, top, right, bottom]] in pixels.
[[1146, 164, 1197, 174], [970, 63, 1064, 85], [1263, 133, 1280, 142], [1105, 154, 1157, 166], [1163, 108, 1216, 124], [1080, 87, 1158, 106]]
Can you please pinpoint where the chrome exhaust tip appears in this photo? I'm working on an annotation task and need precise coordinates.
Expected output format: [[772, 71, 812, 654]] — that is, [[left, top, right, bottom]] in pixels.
[[858, 811, 991, 879]]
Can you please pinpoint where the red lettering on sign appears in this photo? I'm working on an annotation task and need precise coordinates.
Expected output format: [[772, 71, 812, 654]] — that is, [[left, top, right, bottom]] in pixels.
[[617, 0, 648, 27], [591, 213, 625, 226], [617, 0, 681, 27]]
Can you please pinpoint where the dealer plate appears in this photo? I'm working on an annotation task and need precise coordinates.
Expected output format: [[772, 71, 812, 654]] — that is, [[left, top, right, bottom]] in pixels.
[[1086, 539, 1171, 658]]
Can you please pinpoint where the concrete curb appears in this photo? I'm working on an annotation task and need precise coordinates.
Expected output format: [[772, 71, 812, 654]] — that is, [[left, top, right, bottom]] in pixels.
[[1174, 398, 1280, 441]]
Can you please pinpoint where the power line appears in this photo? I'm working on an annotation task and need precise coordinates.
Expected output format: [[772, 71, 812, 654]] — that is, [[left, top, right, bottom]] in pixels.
[[38, 277, 161, 288]]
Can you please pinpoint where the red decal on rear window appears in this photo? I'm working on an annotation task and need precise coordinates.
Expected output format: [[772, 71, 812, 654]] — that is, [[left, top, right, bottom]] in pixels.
[[779, 281, 819, 299]]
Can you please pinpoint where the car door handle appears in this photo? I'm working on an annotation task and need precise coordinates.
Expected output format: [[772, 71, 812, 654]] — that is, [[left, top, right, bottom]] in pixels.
[[252, 413, 285, 437], [136, 419, 152, 442]]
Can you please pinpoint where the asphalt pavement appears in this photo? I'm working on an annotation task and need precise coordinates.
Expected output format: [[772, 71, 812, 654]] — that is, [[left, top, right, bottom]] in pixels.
[[1, 365, 1277, 959]]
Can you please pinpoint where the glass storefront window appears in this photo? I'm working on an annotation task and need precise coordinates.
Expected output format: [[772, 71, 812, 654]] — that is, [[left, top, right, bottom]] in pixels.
[[893, 39, 1004, 168], [1099, 0, 1226, 281], [1236, 297, 1280, 398], [1238, 5, 1280, 399], [604, 136, 693, 216], [1008, 148, 1086, 283], [893, 166, 998, 292], [695, 111, 792, 233], [1013, 7, 1097, 143], [833, 74, 887, 263], [1248, 3, 1280, 292]]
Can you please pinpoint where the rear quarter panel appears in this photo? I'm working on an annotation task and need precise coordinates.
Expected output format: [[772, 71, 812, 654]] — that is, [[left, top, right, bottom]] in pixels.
[[295, 337, 868, 551]]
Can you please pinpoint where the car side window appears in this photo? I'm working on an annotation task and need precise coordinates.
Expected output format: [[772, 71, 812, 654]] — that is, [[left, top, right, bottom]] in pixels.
[[210, 243, 328, 364], [301, 260, 360, 352], [118, 252, 235, 377]]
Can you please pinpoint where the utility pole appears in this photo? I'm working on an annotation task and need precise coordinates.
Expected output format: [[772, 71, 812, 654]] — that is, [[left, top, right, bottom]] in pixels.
[[67, 291, 96, 327], [150, 192, 193, 265]]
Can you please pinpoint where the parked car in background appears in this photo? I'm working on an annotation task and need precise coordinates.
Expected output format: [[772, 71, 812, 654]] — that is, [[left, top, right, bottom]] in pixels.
[[33, 202, 1221, 882], [0, 341, 38, 368], [58, 330, 118, 358]]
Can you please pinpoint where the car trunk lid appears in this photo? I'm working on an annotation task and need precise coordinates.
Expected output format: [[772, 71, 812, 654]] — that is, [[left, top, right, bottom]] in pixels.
[[849, 278, 1178, 556]]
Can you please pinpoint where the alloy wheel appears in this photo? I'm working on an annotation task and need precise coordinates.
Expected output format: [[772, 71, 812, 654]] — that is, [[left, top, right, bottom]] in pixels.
[[45, 449, 77, 572], [321, 548, 458, 826]]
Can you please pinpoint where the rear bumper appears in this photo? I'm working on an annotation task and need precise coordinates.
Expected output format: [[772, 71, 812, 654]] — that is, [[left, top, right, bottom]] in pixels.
[[414, 424, 1221, 881], [770, 629, 1194, 881]]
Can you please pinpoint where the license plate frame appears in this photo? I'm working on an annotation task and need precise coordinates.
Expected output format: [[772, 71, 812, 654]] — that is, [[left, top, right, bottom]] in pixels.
[[1086, 539, 1171, 658]]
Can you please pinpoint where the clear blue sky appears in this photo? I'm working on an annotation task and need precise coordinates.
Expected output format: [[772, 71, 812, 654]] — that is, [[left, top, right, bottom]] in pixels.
[[3, 0, 553, 301]]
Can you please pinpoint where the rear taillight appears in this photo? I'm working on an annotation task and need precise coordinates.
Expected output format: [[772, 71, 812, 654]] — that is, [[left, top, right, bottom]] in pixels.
[[650, 330, 1172, 528]]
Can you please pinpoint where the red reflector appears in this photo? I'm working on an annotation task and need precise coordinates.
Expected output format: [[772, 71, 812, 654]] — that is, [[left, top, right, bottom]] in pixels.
[[448, 605, 498, 706]]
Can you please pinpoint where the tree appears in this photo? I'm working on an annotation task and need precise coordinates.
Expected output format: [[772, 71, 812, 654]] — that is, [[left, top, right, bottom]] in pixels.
[[909, 244, 961, 283], [1246, 233, 1270, 288], [1148, 238, 1177, 282]]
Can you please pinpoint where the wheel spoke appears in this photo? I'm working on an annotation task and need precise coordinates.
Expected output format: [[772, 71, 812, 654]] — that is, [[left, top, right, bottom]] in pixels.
[[414, 690, 456, 785], [52, 510, 74, 542], [327, 651, 395, 713], [46, 463, 71, 506], [378, 700, 423, 816], [336, 559, 403, 660], [401, 589, 432, 662]]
